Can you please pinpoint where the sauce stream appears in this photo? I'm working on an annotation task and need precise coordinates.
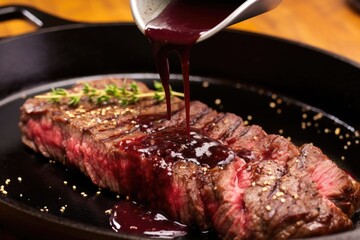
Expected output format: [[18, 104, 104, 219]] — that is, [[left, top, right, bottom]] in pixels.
[[145, 0, 239, 135]]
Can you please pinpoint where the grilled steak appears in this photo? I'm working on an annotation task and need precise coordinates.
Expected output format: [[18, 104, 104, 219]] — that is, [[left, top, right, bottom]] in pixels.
[[19, 78, 360, 239]]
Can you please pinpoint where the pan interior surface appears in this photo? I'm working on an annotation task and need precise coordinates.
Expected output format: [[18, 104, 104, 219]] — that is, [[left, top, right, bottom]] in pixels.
[[0, 73, 359, 240]]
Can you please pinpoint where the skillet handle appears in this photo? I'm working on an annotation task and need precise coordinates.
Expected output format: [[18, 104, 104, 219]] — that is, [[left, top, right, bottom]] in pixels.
[[0, 5, 74, 28]]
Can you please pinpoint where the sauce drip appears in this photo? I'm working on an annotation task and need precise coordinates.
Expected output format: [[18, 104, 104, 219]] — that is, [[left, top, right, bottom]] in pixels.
[[110, 200, 187, 238], [145, 0, 239, 135]]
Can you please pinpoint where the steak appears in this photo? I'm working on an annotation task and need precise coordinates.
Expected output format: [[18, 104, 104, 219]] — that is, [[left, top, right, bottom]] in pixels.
[[19, 78, 360, 239]]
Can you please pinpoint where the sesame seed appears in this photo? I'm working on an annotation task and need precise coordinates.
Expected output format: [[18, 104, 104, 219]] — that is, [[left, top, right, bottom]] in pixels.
[[215, 99, 221, 105], [313, 113, 323, 121], [271, 94, 277, 100], [105, 209, 112, 215], [17, 177, 22, 183], [41, 206, 49, 212], [279, 129, 284, 134], [263, 180, 270, 185], [324, 128, 330, 134], [269, 102, 276, 108], [341, 156, 345, 161], [72, 185, 76, 190], [280, 198, 286, 203], [335, 128, 341, 135], [63, 181, 68, 185], [265, 205, 272, 211], [202, 81, 209, 88], [276, 191, 284, 197], [5, 179, 10, 185], [302, 113, 307, 119]]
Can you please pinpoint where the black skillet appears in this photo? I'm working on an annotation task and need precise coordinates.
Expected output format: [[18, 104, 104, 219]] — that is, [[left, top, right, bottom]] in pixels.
[[0, 5, 360, 240]]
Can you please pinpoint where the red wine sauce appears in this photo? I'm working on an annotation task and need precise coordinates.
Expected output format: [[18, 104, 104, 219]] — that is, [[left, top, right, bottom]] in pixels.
[[110, 200, 187, 238], [119, 126, 235, 169], [145, 0, 239, 136]]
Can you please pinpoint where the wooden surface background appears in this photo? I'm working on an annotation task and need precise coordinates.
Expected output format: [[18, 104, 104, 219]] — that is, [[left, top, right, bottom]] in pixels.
[[0, 0, 360, 63]]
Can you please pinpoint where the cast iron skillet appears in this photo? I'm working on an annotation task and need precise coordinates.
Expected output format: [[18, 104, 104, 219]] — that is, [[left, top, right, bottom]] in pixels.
[[0, 5, 360, 240]]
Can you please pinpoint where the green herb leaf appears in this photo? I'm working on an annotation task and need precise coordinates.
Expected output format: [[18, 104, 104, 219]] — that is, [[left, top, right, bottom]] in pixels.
[[35, 81, 184, 106]]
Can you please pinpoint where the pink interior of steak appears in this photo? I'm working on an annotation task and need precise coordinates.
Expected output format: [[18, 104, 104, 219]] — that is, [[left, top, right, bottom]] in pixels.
[[19, 78, 360, 239]]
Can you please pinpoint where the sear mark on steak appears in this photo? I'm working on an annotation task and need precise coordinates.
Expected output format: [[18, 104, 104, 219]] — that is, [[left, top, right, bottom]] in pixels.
[[19, 78, 360, 239]]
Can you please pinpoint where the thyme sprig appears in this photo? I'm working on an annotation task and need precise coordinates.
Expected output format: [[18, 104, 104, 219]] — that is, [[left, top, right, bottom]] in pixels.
[[35, 81, 184, 106]]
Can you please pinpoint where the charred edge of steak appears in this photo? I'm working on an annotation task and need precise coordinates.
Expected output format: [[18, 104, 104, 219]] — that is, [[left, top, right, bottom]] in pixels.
[[19, 78, 360, 239]]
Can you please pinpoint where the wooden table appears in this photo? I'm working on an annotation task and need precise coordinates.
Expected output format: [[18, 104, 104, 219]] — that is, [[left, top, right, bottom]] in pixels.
[[1, 0, 360, 64]]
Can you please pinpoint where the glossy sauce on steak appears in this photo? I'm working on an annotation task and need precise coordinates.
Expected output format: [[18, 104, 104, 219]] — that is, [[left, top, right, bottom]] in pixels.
[[19, 78, 360, 239]]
